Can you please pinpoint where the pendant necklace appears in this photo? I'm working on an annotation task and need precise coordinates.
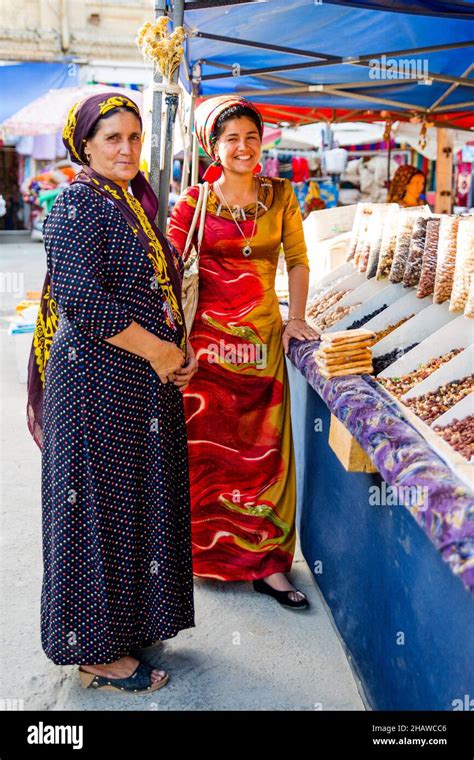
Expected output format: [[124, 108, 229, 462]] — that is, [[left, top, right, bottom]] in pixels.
[[215, 178, 259, 257]]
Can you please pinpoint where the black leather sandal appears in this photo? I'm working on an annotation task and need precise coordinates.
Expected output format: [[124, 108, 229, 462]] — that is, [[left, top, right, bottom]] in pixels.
[[78, 659, 168, 695], [253, 578, 309, 609]]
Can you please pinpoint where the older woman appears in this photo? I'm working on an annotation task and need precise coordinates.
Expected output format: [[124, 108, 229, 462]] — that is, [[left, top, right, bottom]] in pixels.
[[27, 93, 197, 695], [168, 96, 319, 609]]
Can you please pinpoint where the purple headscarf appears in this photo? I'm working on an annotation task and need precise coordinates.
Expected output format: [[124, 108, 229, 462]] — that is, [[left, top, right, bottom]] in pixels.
[[62, 92, 159, 220]]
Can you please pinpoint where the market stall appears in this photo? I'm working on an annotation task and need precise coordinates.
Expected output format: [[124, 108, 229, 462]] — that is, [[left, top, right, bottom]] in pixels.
[[161, 0, 474, 710], [286, 198, 473, 709]]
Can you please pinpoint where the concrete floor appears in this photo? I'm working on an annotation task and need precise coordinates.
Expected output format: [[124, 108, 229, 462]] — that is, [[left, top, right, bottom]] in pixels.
[[0, 233, 365, 711]]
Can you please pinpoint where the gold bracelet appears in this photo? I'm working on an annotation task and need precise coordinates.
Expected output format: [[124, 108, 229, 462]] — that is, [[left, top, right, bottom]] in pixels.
[[283, 316, 307, 328]]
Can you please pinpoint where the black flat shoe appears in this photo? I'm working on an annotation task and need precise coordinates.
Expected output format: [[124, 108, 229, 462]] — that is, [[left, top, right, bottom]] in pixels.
[[253, 578, 309, 609]]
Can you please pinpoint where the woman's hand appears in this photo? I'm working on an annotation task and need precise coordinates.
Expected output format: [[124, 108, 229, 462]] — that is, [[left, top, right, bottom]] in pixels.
[[282, 318, 320, 354], [149, 340, 186, 383], [172, 340, 199, 390]]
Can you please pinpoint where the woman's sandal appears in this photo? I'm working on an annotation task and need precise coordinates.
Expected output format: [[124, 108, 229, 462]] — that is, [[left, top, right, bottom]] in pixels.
[[132, 639, 163, 651], [253, 578, 309, 609], [78, 660, 169, 695]]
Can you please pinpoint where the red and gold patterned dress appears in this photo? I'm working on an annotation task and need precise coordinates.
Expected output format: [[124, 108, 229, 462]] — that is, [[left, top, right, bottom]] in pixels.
[[168, 177, 309, 581]]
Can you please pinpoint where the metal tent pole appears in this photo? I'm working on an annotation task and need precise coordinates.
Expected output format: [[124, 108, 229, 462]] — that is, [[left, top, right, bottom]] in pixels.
[[149, 0, 167, 224], [181, 90, 195, 192], [156, 0, 185, 232], [189, 61, 202, 186]]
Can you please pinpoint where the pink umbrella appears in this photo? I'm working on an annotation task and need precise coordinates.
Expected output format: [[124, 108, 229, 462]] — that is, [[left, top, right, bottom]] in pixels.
[[1, 84, 143, 136]]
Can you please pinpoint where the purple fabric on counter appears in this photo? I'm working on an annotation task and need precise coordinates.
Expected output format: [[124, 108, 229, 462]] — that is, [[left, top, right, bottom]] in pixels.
[[287, 338, 474, 594]]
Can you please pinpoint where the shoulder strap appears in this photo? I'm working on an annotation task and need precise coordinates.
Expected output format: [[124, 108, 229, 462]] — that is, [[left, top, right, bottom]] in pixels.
[[196, 181, 209, 253], [183, 183, 206, 263]]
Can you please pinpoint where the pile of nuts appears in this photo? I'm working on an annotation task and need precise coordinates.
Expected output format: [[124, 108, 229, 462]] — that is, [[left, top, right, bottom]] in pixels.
[[403, 216, 428, 288], [376, 210, 399, 280], [404, 375, 473, 424], [307, 288, 350, 319], [374, 313, 415, 342], [311, 274, 350, 301], [379, 348, 464, 396], [376, 238, 397, 279], [389, 214, 418, 283], [417, 218, 441, 298], [433, 216, 459, 304], [313, 303, 361, 331], [449, 216, 474, 312], [466, 279, 474, 318], [433, 415, 474, 461]]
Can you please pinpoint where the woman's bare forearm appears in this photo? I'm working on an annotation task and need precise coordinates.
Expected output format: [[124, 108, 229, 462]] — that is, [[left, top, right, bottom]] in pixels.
[[105, 320, 165, 360], [288, 265, 309, 319]]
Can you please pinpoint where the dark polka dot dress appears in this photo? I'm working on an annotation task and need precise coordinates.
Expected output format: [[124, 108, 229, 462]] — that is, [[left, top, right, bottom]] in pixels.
[[41, 183, 195, 666]]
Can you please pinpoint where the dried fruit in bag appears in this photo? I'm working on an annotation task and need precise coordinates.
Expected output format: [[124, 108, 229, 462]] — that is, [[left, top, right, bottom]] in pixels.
[[417, 217, 441, 298], [465, 277, 474, 318], [433, 215, 459, 304], [366, 204, 398, 279], [389, 206, 429, 284], [449, 215, 474, 312], [376, 207, 400, 279], [403, 216, 428, 288]]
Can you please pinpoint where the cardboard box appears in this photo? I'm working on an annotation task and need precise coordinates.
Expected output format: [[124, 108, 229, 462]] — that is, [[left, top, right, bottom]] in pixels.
[[304, 204, 357, 244]]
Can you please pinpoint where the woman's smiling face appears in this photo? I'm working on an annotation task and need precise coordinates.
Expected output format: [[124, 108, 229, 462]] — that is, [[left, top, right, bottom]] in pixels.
[[84, 110, 142, 189], [213, 116, 262, 174]]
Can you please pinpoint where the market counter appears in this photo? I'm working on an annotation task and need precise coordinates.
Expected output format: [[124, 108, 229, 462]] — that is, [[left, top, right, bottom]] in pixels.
[[287, 339, 474, 711]]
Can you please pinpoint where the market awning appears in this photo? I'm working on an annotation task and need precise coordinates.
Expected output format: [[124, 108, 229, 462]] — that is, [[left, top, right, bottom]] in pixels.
[[0, 62, 79, 125], [1, 84, 143, 137], [178, 0, 474, 130]]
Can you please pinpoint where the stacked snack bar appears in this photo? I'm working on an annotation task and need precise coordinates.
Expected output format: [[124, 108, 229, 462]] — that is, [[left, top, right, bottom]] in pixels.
[[315, 328, 376, 379]]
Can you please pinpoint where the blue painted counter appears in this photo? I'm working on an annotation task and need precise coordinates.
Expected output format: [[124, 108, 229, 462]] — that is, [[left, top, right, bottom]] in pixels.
[[286, 351, 474, 711]]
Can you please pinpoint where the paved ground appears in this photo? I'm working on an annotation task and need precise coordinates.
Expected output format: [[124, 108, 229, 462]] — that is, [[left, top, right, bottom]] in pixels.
[[0, 233, 365, 711]]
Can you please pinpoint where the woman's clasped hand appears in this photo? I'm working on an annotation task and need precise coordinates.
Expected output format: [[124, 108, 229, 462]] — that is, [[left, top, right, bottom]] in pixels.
[[149, 339, 198, 389]]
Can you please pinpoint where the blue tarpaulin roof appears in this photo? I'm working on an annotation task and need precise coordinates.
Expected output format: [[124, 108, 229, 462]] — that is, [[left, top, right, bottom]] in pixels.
[[318, 0, 474, 18], [0, 62, 78, 124], [178, 0, 474, 128]]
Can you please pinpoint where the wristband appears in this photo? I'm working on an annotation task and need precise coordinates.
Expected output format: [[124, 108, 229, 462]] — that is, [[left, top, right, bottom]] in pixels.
[[283, 316, 307, 328]]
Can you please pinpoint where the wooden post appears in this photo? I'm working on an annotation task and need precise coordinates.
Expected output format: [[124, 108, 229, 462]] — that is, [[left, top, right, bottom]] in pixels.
[[435, 128, 454, 214], [328, 415, 378, 473]]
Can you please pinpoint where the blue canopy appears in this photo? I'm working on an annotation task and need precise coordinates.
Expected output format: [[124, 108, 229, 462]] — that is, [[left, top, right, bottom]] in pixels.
[[178, 0, 474, 128], [0, 62, 78, 124], [319, 0, 474, 18]]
